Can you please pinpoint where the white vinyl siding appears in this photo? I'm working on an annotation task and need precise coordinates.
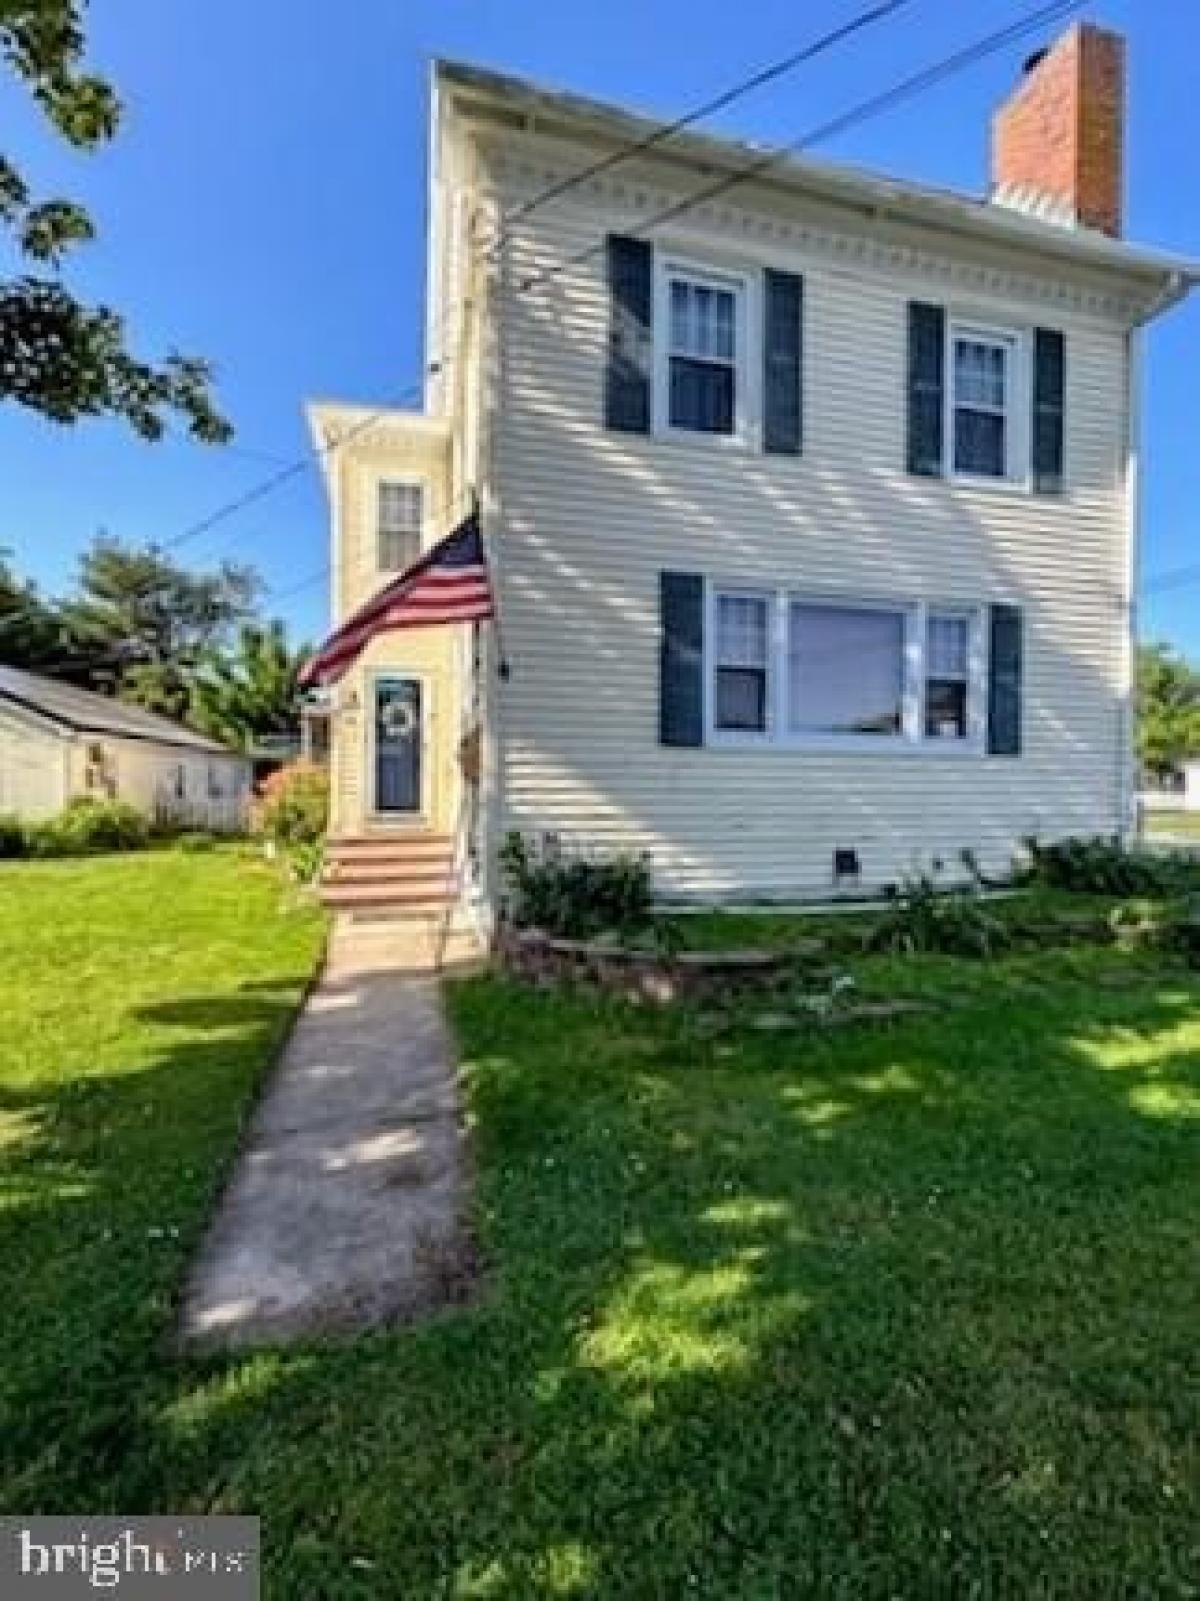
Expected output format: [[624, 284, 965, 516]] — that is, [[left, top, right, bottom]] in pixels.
[[0, 705, 67, 818], [478, 139, 1133, 898]]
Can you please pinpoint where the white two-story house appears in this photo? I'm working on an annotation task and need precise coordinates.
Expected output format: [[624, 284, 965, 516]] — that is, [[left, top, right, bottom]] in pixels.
[[308, 25, 1195, 951]]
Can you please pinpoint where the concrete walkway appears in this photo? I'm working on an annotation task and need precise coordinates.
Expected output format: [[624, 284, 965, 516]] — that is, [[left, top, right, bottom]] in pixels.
[[179, 956, 476, 1350]]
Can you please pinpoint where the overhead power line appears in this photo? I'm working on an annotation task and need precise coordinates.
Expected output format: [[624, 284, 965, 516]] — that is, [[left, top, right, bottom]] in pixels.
[[1141, 562, 1200, 598], [159, 0, 916, 560], [512, 0, 1087, 295], [493, 0, 914, 237], [153, 0, 1082, 592]]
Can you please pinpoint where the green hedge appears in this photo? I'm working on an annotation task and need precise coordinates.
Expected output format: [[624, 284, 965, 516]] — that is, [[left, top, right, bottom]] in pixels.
[[0, 799, 151, 859]]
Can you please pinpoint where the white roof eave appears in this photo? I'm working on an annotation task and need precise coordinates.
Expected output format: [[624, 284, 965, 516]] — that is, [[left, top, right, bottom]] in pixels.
[[435, 58, 1200, 316]]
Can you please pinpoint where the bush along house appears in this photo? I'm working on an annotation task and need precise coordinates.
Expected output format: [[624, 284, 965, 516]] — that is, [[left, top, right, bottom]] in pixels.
[[304, 25, 1197, 963]]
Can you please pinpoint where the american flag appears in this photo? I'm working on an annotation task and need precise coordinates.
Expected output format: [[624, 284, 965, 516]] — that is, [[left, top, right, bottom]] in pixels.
[[300, 512, 494, 688]]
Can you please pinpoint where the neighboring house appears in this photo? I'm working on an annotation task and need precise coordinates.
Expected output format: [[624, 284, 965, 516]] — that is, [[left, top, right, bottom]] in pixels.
[[1142, 758, 1200, 814], [0, 665, 251, 830], [308, 25, 1197, 938]]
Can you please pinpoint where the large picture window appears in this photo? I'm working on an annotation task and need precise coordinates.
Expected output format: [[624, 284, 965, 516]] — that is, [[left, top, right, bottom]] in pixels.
[[713, 592, 770, 733], [707, 586, 984, 752], [787, 603, 906, 738]]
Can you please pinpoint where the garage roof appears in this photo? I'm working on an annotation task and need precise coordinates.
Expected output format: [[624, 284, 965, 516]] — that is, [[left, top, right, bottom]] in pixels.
[[0, 664, 238, 755]]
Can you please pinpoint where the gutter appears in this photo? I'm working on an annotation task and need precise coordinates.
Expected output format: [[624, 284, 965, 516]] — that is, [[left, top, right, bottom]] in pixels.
[[1130, 268, 1195, 326], [437, 58, 1200, 298]]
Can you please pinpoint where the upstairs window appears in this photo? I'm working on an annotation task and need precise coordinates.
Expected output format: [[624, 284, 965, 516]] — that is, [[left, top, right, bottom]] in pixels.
[[377, 481, 424, 572], [925, 612, 972, 740], [713, 592, 770, 733], [950, 325, 1018, 480], [660, 264, 743, 437]]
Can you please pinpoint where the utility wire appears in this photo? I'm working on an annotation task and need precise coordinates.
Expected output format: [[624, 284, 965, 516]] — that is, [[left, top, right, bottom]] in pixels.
[[1141, 561, 1200, 597], [512, 0, 1087, 295], [145, 0, 922, 558], [97, 0, 1085, 593], [178, 1, 918, 532], [248, 0, 1087, 608], [492, 0, 914, 237]]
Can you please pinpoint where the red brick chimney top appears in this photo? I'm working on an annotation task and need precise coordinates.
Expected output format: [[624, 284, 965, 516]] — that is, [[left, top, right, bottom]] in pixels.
[[991, 24, 1125, 237]]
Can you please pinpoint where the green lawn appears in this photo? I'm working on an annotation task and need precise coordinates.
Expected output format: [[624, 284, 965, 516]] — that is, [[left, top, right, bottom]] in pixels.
[[1146, 808, 1200, 840], [3, 852, 1200, 1596]]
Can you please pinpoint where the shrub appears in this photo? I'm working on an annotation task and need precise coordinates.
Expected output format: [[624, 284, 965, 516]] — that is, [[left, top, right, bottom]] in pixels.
[[1110, 896, 1200, 964], [0, 814, 26, 859], [255, 762, 329, 847], [1022, 835, 1188, 897], [500, 830, 653, 939], [27, 798, 150, 856], [866, 874, 1009, 959], [286, 840, 325, 886]]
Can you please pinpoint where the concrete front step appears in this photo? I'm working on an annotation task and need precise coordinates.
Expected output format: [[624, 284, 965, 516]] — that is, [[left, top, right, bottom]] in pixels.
[[322, 883, 459, 911], [327, 834, 452, 858], [321, 830, 459, 913], [325, 861, 454, 886]]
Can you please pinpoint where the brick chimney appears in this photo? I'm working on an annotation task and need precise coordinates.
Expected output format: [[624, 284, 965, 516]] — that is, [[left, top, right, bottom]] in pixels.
[[991, 24, 1125, 236]]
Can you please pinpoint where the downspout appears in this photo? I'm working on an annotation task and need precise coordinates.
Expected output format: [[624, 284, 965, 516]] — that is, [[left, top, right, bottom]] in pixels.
[[1121, 321, 1143, 841], [1123, 269, 1189, 840]]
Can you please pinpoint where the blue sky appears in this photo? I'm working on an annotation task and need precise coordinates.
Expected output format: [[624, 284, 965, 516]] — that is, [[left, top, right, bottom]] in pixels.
[[1, 0, 1196, 652]]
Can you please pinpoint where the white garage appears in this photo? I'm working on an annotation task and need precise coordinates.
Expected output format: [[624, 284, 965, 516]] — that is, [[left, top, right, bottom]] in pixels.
[[0, 664, 251, 830]]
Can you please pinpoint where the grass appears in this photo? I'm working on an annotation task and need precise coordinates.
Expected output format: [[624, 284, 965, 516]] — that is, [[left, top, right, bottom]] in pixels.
[[666, 886, 1122, 954], [3, 851, 1200, 1595], [1145, 808, 1200, 840], [0, 846, 326, 1509]]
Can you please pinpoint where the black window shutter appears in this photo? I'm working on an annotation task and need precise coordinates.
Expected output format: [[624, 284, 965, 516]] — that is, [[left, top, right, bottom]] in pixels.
[[660, 572, 705, 748], [605, 236, 653, 434], [1032, 328, 1066, 494], [763, 269, 803, 455], [988, 604, 1024, 757], [907, 301, 946, 477]]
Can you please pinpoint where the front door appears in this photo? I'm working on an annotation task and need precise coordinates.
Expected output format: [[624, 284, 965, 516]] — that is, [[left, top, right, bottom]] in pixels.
[[373, 677, 423, 815]]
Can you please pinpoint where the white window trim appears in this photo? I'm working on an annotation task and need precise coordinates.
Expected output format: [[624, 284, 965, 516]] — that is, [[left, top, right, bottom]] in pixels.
[[704, 582, 988, 755], [652, 254, 757, 448], [945, 318, 1031, 491], [707, 584, 775, 743], [374, 474, 426, 575], [921, 607, 987, 749]]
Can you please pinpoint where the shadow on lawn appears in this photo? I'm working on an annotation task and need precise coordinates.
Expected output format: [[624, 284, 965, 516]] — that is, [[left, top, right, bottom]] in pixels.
[[0, 977, 307, 1509], [4, 955, 1199, 1596]]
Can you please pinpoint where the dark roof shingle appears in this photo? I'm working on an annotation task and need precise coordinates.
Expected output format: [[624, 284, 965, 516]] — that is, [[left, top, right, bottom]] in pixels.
[[0, 663, 239, 755]]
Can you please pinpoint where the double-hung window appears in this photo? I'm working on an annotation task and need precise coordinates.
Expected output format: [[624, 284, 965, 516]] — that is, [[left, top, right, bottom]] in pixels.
[[713, 592, 771, 734], [661, 263, 743, 437], [787, 603, 906, 739], [377, 481, 424, 573], [950, 324, 1020, 481], [925, 612, 972, 739]]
